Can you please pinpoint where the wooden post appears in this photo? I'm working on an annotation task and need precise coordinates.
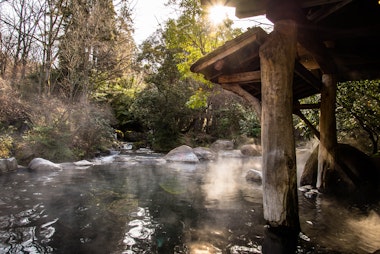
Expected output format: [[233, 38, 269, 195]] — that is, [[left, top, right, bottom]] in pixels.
[[317, 74, 338, 190], [259, 19, 300, 232]]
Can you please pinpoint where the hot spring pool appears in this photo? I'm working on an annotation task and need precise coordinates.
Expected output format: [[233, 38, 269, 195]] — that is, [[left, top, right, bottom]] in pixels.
[[1, 153, 379, 253]]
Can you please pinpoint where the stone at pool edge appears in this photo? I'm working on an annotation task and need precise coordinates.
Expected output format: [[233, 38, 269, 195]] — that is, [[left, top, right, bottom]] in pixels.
[[164, 145, 199, 163], [245, 169, 262, 183], [28, 157, 62, 171], [0, 157, 18, 173]]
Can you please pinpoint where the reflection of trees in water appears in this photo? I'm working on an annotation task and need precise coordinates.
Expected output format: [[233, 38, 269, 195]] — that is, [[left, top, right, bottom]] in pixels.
[[0, 203, 55, 253]]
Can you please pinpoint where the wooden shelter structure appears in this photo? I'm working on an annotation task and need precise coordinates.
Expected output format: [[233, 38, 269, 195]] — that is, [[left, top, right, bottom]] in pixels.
[[191, 0, 380, 251]]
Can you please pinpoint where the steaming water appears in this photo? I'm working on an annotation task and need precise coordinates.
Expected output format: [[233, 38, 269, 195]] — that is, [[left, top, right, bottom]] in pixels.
[[0, 152, 379, 253]]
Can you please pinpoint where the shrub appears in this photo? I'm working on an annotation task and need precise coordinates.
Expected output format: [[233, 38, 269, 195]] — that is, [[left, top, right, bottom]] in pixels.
[[0, 132, 13, 158], [17, 97, 115, 163], [70, 102, 116, 157]]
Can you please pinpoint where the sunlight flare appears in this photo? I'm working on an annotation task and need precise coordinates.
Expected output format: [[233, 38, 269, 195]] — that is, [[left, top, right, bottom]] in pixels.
[[208, 5, 235, 24]]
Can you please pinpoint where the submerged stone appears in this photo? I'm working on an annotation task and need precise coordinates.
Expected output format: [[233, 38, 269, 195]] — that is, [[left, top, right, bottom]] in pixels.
[[74, 160, 94, 167], [218, 150, 244, 158]]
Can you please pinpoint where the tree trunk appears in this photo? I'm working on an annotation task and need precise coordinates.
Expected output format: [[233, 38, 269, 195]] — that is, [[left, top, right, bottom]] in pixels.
[[317, 74, 338, 191], [259, 19, 300, 232]]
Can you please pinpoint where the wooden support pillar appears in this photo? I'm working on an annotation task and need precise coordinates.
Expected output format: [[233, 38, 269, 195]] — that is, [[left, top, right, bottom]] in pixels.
[[259, 19, 300, 233], [317, 74, 338, 190]]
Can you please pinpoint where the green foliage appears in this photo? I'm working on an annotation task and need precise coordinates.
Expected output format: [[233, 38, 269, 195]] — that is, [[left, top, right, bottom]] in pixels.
[[130, 0, 252, 150], [24, 124, 74, 162], [136, 30, 200, 150], [212, 102, 243, 138], [239, 110, 261, 138], [205, 91, 260, 139], [131, 80, 196, 151], [336, 80, 380, 154], [92, 76, 144, 132], [293, 80, 380, 154], [294, 94, 320, 139], [163, 0, 242, 107], [186, 88, 208, 109]]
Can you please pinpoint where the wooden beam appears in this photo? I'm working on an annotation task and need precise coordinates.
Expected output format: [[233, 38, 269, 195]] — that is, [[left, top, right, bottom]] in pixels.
[[294, 103, 320, 110], [302, 0, 347, 7], [218, 71, 261, 84], [307, 0, 352, 22], [232, 0, 345, 18], [294, 61, 322, 92]]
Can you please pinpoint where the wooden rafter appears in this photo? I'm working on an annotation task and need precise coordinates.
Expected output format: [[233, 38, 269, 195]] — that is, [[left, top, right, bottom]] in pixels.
[[294, 61, 322, 91], [190, 28, 267, 73], [307, 0, 353, 22], [218, 71, 261, 84]]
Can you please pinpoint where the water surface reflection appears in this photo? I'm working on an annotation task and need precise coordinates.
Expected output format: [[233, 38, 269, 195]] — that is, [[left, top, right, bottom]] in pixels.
[[0, 154, 379, 253]]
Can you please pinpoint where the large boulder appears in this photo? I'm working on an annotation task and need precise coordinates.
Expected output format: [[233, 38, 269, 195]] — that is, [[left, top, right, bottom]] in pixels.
[[0, 157, 18, 173], [193, 147, 216, 161], [240, 144, 262, 156], [164, 145, 199, 163], [300, 145, 319, 187], [300, 143, 380, 198], [28, 158, 62, 171], [210, 140, 234, 151], [245, 169, 262, 183]]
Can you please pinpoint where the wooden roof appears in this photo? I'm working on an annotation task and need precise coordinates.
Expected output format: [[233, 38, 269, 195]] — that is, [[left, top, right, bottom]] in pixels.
[[192, 0, 380, 102]]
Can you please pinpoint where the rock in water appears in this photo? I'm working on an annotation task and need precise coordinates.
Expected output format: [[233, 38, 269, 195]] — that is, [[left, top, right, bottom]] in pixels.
[[240, 144, 262, 156], [210, 139, 234, 151], [28, 158, 62, 171], [0, 157, 18, 173], [245, 169, 262, 183], [164, 145, 199, 163], [193, 147, 216, 161]]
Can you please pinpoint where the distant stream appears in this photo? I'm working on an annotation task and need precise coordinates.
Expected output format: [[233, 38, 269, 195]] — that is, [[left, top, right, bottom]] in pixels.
[[0, 152, 379, 253]]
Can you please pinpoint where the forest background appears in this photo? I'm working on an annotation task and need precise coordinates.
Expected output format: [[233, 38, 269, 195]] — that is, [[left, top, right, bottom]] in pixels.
[[0, 0, 379, 165]]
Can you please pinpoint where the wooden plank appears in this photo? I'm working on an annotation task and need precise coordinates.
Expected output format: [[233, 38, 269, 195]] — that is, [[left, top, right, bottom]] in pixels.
[[218, 71, 261, 84]]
